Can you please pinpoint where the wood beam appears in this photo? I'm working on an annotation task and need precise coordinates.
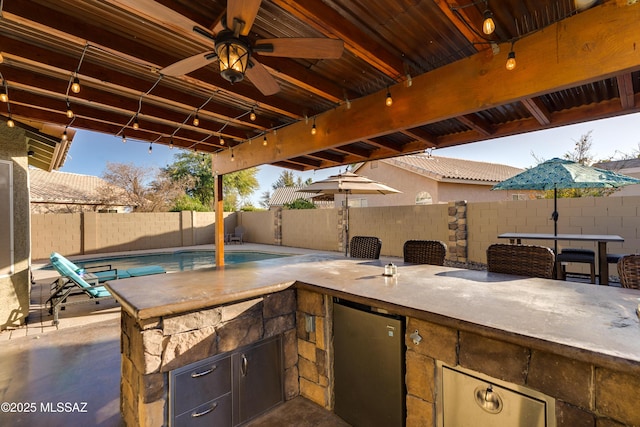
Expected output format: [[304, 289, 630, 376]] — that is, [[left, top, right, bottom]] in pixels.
[[456, 114, 494, 136], [521, 97, 552, 126], [212, 2, 640, 174], [616, 73, 635, 109], [271, 0, 404, 78]]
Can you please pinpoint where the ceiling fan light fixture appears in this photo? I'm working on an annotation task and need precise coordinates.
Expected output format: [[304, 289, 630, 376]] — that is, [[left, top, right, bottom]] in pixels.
[[215, 32, 251, 84]]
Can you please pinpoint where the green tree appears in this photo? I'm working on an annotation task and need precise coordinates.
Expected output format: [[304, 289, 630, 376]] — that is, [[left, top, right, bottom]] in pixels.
[[163, 152, 260, 211], [283, 198, 316, 209], [271, 171, 313, 190]]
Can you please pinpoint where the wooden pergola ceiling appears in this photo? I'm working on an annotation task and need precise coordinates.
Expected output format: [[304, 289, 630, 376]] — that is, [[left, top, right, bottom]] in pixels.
[[0, 0, 638, 176]]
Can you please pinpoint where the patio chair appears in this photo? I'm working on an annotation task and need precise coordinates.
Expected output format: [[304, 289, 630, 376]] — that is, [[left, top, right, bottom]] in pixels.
[[486, 244, 555, 279], [46, 253, 115, 326], [46, 252, 166, 325], [403, 240, 447, 266], [229, 226, 245, 244], [349, 236, 382, 259], [556, 248, 596, 284], [617, 254, 640, 289]]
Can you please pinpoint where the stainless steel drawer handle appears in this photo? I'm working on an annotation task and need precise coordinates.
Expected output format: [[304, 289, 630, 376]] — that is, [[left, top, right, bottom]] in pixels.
[[191, 364, 217, 378], [191, 402, 218, 418], [241, 354, 248, 377]]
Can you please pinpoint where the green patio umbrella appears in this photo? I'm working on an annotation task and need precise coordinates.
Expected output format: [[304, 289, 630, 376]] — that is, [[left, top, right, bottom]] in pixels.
[[492, 157, 640, 255]]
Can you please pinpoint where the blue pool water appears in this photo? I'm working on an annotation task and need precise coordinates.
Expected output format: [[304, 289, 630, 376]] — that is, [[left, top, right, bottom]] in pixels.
[[43, 250, 290, 273]]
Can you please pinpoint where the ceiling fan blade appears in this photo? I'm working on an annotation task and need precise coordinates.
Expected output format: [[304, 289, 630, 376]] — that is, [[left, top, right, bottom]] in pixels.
[[255, 38, 344, 59], [245, 59, 280, 96], [160, 51, 216, 76], [227, 0, 262, 36]]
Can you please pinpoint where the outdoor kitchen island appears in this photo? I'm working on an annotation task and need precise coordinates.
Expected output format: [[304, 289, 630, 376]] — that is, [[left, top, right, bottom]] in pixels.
[[105, 253, 640, 427]]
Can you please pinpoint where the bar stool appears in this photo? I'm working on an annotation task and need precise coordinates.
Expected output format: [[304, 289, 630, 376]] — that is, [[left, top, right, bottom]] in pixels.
[[556, 248, 596, 284]]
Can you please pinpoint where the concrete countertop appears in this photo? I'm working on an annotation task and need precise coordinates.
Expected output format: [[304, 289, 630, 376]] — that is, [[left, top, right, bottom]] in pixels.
[[106, 253, 640, 369]]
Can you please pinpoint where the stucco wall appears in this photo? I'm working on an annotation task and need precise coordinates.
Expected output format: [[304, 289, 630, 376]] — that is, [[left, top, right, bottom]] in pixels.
[[0, 126, 30, 330], [281, 208, 338, 251]]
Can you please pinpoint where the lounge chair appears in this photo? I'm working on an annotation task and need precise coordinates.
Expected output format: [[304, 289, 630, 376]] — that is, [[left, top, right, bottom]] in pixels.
[[46, 252, 166, 325]]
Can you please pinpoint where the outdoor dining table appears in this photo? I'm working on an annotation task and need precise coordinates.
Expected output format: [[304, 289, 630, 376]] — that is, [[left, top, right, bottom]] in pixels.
[[497, 233, 624, 285]]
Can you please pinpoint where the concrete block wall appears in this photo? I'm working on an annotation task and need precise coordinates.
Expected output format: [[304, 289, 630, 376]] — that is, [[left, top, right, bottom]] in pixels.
[[30, 213, 82, 258], [239, 210, 274, 244], [467, 196, 640, 275], [348, 204, 449, 257], [282, 209, 338, 252], [405, 316, 640, 426]]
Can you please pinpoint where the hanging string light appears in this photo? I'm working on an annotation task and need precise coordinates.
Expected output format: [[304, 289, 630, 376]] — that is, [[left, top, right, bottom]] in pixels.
[[169, 136, 174, 149], [250, 107, 256, 121], [133, 115, 140, 130], [263, 134, 268, 146], [385, 88, 393, 107], [71, 76, 81, 93], [122, 133, 126, 144], [66, 101, 74, 118], [311, 117, 317, 135], [506, 42, 516, 71], [193, 111, 200, 126], [6, 117, 14, 128], [148, 142, 153, 154], [482, 1, 495, 35]]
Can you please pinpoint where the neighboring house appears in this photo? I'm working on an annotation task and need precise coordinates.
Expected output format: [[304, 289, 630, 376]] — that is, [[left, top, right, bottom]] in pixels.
[[347, 154, 531, 207], [593, 159, 640, 197], [30, 169, 133, 213], [268, 186, 333, 209]]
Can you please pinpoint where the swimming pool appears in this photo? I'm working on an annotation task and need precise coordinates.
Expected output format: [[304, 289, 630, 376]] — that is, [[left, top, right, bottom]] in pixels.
[[42, 250, 290, 273]]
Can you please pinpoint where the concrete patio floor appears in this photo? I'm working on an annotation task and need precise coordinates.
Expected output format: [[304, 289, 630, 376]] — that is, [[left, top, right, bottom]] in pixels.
[[0, 244, 350, 426]]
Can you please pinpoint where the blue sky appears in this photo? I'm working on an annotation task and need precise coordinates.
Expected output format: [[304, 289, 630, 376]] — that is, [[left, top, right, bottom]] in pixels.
[[60, 112, 640, 206]]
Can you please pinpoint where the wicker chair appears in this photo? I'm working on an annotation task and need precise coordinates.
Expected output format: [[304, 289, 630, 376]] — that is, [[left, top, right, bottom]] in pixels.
[[403, 240, 447, 266], [349, 236, 382, 259], [617, 254, 640, 289], [486, 244, 555, 279]]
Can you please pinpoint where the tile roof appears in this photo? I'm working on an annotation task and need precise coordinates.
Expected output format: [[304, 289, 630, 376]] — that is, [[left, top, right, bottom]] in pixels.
[[380, 154, 524, 183], [594, 158, 640, 171], [269, 186, 333, 207], [29, 168, 121, 205]]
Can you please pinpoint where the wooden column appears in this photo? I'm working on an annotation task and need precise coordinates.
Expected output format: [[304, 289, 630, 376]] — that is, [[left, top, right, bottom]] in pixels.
[[214, 172, 225, 267]]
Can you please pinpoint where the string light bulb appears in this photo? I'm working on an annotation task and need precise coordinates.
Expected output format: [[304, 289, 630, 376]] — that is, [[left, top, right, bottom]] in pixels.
[[133, 116, 139, 130], [6, 117, 14, 128], [219, 135, 225, 146], [506, 50, 516, 71], [263, 135, 268, 146], [122, 134, 126, 144], [61, 129, 68, 142], [71, 76, 81, 93], [250, 108, 256, 121], [66, 101, 74, 118], [311, 118, 317, 135], [0, 86, 8, 103], [193, 113, 200, 127], [169, 136, 174, 149], [231, 149, 235, 161], [482, 9, 495, 35], [385, 89, 393, 107], [148, 143, 153, 154]]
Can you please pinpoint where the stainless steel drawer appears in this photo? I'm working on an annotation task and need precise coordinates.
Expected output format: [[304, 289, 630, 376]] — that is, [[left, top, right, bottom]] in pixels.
[[174, 393, 232, 427], [171, 355, 231, 417], [438, 364, 555, 427]]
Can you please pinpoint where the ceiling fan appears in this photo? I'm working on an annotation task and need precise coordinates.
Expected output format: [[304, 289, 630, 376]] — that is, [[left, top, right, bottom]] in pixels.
[[160, 0, 344, 96]]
